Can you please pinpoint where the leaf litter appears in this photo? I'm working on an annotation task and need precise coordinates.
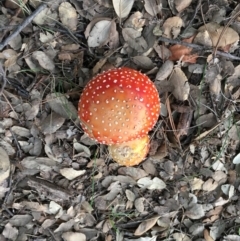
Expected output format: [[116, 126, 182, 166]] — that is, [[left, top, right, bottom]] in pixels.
[[1, 0, 240, 240]]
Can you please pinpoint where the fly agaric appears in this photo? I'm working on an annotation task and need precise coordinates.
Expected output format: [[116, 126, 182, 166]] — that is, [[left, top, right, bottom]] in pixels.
[[78, 67, 160, 166]]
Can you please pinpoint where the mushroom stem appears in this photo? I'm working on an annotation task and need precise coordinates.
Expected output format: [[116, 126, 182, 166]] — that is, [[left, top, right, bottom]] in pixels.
[[108, 135, 150, 166]]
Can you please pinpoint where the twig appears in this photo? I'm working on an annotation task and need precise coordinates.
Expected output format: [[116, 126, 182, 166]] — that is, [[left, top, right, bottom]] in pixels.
[[0, 3, 47, 51], [0, 63, 7, 95], [158, 36, 240, 61]]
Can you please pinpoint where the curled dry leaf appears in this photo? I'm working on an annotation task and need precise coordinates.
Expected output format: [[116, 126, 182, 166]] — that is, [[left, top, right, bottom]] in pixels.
[[194, 22, 239, 50], [190, 178, 204, 191], [156, 60, 174, 81], [137, 177, 166, 190], [172, 233, 191, 241], [221, 184, 235, 199], [40, 112, 65, 134], [46, 93, 78, 120], [122, 28, 148, 52], [62, 232, 86, 241], [88, 20, 111, 47], [134, 215, 160, 236], [169, 37, 198, 63], [154, 44, 172, 60], [185, 204, 205, 219], [162, 16, 184, 39], [59, 2, 78, 31], [32, 51, 55, 71], [33, 7, 57, 25], [131, 56, 155, 69], [124, 11, 145, 31], [85, 19, 119, 48], [169, 67, 190, 101], [134, 197, 145, 213], [175, 0, 192, 12], [112, 0, 134, 19], [60, 168, 86, 181], [0, 147, 10, 184], [21, 157, 59, 172], [11, 126, 31, 137], [144, 0, 162, 16]]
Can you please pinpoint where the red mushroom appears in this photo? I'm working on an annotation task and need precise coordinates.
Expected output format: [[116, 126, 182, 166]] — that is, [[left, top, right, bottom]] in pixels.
[[78, 67, 160, 145]]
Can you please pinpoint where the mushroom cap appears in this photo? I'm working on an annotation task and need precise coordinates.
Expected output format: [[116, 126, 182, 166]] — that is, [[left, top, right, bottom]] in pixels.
[[108, 135, 150, 166], [78, 67, 160, 144]]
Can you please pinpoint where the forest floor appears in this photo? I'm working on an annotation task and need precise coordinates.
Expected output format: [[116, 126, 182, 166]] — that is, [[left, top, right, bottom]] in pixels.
[[1, 0, 240, 240]]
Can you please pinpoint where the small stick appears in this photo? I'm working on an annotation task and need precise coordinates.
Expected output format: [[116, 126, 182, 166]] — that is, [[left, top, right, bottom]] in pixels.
[[0, 3, 47, 51]]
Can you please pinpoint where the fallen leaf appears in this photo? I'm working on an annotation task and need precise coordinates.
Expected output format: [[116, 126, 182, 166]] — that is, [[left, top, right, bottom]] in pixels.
[[2, 223, 18, 240], [156, 60, 174, 81], [134, 216, 160, 236], [112, 0, 134, 19], [87, 19, 112, 47], [194, 22, 239, 49], [175, 0, 192, 12], [32, 51, 55, 71], [62, 232, 86, 241], [131, 56, 155, 69], [190, 178, 204, 191], [162, 16, 184, 39], [0, 146, 10, 184], [135, 197, 145, 213], [40, 112, 65, 134], [59, 2, 78, 31], [144, 0, 162, 16], [46, 93, 78, 120], [185, 204, 205, 219], [60, 168, 86, 180], [172, 233, 191, 241], [169, 67, 190, 101]]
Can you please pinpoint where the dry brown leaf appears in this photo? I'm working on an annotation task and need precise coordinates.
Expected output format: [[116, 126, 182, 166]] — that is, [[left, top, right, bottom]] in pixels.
[[185, 204, 205, 219], [40, 112, 65, 134], [59, 2, 78, 31], [0, 147, 10, 184], [125, 189, 135, 201], [112, 0, 134, 19], [204, 229, 215, 241], [162, 16, 184, 39], [134, 216, 160, 236], [169, 67, 190, 101], [202, 178, 218, 192], [32, 51, 55, 71], [62, 232, 86, 241], [46, 93, 78, 120], [172, 233, 191, 241], [11, 126, 30, 137], [21, 157, 59, 172], [156, 60, 174, 81], [134, 197, 145, 213], [122, 28, 148, 52], [87, 20, 112, 47], [131, 56, 154, 69], [33, 7, 57, 25], [190, 178, 204, 191], [194, 22, 239, 49], [124, 11, 145, 30], [60, 168, 86, 180], [2, 223, 18, 240], [154, 44, 172, 60], [144, 0, 162, 16], [118, 167, 148, 180], [195, 113, 217, 129], [169, 36, 198, 63], [175, 0, 192, 12]]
